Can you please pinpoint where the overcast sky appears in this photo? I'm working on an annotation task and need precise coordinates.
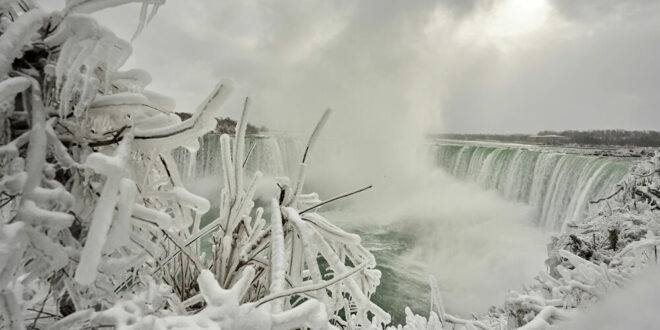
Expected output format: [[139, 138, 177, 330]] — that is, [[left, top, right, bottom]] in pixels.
[[41, 0, 660, 134]]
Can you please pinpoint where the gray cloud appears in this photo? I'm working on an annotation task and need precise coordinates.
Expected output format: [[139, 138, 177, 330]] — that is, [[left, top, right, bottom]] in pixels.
[[442, 1, 660, 133], [39, 0, 660, 136], [551, 0, 658, 21]]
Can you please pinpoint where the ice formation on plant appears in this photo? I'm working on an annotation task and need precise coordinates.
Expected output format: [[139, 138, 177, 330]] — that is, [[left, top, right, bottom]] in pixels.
[[0, 1, 394, 329], [0, 1, 659, 329]]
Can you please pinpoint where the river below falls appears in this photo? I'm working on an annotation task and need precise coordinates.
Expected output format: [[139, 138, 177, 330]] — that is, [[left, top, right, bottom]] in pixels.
[[320, 170, 550, 325]]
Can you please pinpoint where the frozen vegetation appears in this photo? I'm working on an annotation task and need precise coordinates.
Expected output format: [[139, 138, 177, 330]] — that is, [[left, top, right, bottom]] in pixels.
[[0, 2, 389, 329], [0, 1, 659, 329]]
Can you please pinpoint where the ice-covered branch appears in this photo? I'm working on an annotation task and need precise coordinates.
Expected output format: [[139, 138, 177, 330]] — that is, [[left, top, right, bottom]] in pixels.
[[0, 9, 45, 77], [75, 134, 133, 285], [256, 261, 369, 307]]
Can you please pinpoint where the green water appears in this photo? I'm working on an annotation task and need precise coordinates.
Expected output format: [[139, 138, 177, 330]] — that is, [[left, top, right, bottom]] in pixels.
[[349, 224, 432, 324]]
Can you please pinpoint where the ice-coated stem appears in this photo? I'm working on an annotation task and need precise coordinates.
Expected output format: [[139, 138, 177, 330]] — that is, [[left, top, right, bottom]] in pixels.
[[256, 261, 368, 307], [286, 108, 331, 206], [300, 184, 373, 214], [311, 225, 391, 325], [21, 83, 47, 203], [161, 229, 203, 273], [302, 108, 331, 164], [0, 290, 25, 330], [283, 207, 323, 285], [269, 199, 286, 313], [233, 96, 250, 195], [220, 134, 235, 203], [75, 135, 133, 285]]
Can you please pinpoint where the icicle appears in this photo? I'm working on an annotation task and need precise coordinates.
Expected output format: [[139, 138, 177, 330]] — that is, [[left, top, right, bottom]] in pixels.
[[55, 14, 132, 117]]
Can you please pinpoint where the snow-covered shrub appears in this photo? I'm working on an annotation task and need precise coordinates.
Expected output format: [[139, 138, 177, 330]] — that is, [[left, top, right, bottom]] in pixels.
[[0, 1, 390, 329], [500, 153, 660, 329]]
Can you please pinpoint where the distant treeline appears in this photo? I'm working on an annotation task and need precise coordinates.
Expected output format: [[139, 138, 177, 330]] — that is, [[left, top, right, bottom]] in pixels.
[[176, 113, 266, 135], [435, 130, 660, 147], [215, 117, 266, 135], [435, 133, 531, 144]]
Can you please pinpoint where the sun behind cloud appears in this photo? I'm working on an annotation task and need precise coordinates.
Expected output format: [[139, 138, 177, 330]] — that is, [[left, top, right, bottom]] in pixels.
[[451, 0, 554, 50], [487, 0, 551, 38]]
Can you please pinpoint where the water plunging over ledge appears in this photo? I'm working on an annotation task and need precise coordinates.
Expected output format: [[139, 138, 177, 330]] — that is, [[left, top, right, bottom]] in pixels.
[[173, 135, 629, 232], [431, 141, 630, 231]]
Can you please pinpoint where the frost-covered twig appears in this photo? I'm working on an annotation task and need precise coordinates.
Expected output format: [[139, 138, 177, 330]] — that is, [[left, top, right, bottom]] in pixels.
[[243, 140, 257, 168], [256, 261, 369, 307], [161, 229, 203, 273], [284, 108, 331, 207], [300, 184, 373, 214], [589, 185, 623, 204]]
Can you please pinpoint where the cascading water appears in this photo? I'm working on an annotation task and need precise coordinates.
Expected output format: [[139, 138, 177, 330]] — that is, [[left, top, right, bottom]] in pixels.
[[432, 142, 630, 230], [172, 133, 304, 181]]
